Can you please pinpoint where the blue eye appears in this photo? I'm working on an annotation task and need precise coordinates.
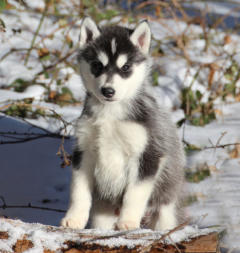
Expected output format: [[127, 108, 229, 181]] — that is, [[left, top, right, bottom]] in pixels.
[[91, 61, 103, 76], [121, 64, 130, 72]]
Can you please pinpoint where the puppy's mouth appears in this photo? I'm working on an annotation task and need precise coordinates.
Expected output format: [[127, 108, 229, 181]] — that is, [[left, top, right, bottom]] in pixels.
[[104, 98, 115, 102], [101, 95, 116, 102]]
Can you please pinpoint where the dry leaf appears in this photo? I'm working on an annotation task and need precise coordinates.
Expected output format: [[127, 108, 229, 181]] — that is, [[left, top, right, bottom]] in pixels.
[[155, 6, 162, 17], [57, 93, 72, 102], [224, 35, 232, 45], [229, 144, 240, 159], [208, 165, 218, 173], [235, 93, 240, 102], [208, 63, 219, 87], [214, 109, 223, 116], [196, 192, 206, 200], [208, 67, 215, 87], [38, 48, 49, 58], [121, 16, 128, 23], [48, 91, 57, 100], [66, 35, 72, 44]]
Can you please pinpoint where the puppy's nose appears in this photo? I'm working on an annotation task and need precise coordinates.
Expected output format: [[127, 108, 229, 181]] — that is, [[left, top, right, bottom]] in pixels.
[[101, 87, 115, 98]]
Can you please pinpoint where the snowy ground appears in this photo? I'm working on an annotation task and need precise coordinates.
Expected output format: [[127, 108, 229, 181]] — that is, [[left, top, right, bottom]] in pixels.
[[1, 1, 240, 252], [184, 103, 240, 249]]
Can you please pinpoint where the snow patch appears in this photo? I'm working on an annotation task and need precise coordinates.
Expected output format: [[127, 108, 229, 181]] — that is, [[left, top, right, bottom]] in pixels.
[[0, 218, 219, 252]]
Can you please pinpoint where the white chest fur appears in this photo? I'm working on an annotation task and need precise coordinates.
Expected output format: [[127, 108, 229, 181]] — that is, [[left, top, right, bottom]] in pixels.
[[76, 103, 148, 200]]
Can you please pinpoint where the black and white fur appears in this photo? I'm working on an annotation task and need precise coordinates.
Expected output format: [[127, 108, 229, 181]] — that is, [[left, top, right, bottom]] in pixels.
[[61, 17, 185, 231]]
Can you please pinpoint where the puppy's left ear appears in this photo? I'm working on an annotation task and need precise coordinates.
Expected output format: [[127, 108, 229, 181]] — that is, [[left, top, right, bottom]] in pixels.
[[130, 21, 151, 55]]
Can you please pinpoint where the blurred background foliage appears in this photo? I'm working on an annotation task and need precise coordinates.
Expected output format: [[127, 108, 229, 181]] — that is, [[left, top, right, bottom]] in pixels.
[[1, 0, 240, 128]]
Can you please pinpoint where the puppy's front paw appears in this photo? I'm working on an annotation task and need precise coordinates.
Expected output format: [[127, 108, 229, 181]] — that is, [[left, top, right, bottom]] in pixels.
[[115, 220, 139, 230], [61, 214, 88, 229]]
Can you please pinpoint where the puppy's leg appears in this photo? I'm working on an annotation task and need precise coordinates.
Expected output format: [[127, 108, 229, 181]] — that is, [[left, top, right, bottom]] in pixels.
[[154, 201, 177, 231], [91, 200, 118, 230], [116, 179, 154, 230], [61, 152, 94, 229]]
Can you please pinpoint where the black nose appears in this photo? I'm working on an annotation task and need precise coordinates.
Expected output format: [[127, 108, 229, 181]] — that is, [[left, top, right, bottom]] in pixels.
[[101, 87, 115, 98]]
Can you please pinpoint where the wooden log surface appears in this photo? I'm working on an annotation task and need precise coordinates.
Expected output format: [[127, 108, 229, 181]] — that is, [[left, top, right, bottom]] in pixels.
[[0, 218, 220, 253]]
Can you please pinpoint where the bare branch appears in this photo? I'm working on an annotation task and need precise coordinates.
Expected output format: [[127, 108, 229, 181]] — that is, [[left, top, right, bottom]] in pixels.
[[36, 48, 77, 77], [0, 102, 74, 145], [138, 220, 190, 253], [0, 131, 68, 145], [24, 4, 48, 66], [203, 142, 240, 150], [0, 196, 66, 213], [215, 131, 227, 148]]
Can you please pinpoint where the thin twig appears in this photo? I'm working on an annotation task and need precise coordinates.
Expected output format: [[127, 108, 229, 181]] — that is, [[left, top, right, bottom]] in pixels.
[[24, 4, 48, 66], [212, 6, 240, 30], [0, 101, 73, 129], [215, 131, 227, 148], [0, 104, 72, 145], [0, 48, 31, 62], [171, 0, 189, 21], [156, 13, 191, 64], [36, 48, 77, 76], [0, 133, 67, 145], [0, 196, 66, 213], [203, 142, 240, 150], [181, 120, 186, 142], [0, 131, 56, 136], [167, 235, 181, 253], [135, 1, 169, 9], [50, 109, 72, 167], [183, 138, 240, 151], [138, 220, 190, 253]]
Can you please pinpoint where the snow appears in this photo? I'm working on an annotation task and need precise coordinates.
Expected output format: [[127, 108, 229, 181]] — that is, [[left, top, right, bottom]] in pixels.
[[181, 101, 240, 248], [0, 1, 240, 252], [0, 85, 45, 102], [24, 0, 45, 10], [0, 61, 39, 85], [0, 218, 218, 252], [184, 1, 240, 18], [0, 219, 75, 252]]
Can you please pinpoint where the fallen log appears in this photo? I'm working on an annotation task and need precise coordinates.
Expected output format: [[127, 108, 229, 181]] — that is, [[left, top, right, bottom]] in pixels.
[[0, 218, 220, 253]]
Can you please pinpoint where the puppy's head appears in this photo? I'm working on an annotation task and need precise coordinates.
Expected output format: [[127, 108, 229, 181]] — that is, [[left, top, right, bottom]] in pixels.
[[77, 17, 151, 103]]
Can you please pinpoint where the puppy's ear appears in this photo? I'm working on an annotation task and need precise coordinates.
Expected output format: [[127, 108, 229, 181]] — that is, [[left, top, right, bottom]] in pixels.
[[130, 21, 151, 55], [79, 17, 100, 47]]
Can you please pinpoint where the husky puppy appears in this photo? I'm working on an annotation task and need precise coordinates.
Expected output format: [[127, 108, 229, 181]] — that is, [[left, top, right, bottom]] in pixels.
[[61, 17, 185, 231]]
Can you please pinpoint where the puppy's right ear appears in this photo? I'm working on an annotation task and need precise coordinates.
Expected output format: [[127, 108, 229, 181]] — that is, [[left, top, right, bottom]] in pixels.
[[79, 17, 100, 47]]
